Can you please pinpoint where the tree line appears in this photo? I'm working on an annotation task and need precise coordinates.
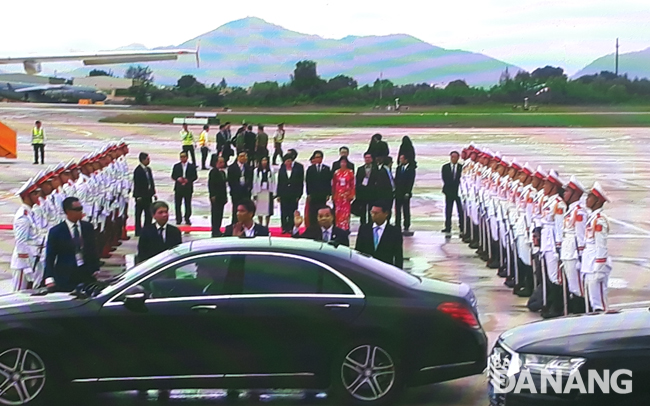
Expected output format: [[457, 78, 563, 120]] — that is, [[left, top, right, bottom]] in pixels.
[[88, 61, 650, 106]]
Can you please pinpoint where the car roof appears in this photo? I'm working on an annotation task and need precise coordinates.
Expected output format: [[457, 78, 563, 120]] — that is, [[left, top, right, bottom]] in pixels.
[[187, 237, 354, 259]]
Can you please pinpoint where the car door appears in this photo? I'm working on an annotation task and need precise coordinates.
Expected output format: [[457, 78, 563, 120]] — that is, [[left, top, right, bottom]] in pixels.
[[93, 253, 237, 380], [212, 252, 366, 376]]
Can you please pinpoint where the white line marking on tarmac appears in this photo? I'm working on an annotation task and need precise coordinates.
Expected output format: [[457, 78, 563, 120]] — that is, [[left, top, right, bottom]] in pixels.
[[609, 300, 650, 309], [609, 218, 650, 235]]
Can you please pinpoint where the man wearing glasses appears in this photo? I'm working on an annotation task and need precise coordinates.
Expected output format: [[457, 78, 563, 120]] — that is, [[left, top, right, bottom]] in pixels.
[[44, 197, 100, 292]]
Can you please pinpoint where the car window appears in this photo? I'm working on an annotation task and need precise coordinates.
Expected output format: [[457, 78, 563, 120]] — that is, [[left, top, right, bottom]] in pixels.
[[352, 252, 420, 287], [238, 255, 353, 295], [99, 245, 189, 297], [140, 254, 235, 299]]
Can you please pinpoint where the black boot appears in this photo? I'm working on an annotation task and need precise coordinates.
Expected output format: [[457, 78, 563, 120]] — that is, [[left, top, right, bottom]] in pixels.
[[487, 242, 500, 268], [569, 296, 587, 314], [541, 283, 563, 319], [504, 276, 515, 288]]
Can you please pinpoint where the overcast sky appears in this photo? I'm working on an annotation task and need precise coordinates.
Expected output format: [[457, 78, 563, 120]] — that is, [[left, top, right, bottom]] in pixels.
[[1, 0, 648, 75]]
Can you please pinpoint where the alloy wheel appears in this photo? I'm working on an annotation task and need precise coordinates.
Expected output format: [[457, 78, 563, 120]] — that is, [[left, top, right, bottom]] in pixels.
[[0, 348, 46, 405], [340, 345, 396, 402]]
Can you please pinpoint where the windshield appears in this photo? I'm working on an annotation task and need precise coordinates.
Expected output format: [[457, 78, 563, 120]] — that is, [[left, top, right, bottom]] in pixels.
[[351, 252, 420, 286], [97, 248, 184, 297]]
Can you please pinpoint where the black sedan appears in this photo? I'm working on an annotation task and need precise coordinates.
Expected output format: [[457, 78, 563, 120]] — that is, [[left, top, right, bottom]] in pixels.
[[0, 238, 486, 406], [488, 309, 650, 406]]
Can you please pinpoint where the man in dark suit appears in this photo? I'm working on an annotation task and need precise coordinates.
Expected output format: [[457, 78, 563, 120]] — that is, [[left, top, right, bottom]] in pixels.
[[171, 151, 198, 226], [224, 199, 270, 237], [209, 156, 228, 237], [305, 150, 332, 225], [332, 146, 355, 173], [368, 133, 389, 160], [395, 154, 416, 235], [355, 152, 378, 224], [244, 125, 257, 163], [276, 153, 305, 234], [355, 201, 404, 269], [442, 150, 464, 233], [375, 156, 396, 219], [292, 205, 349, 246], [133, 152, 156, 236], [227, 152, 254, 224], [136, 201, 183, 263], [44, 197, 100, 292]]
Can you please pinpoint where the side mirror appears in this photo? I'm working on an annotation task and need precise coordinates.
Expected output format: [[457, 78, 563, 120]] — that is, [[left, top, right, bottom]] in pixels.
[[123, 286, 147, 312]]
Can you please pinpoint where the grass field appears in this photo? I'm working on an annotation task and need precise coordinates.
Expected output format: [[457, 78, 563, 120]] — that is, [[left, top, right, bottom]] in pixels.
[[100, 109, 650, 127]]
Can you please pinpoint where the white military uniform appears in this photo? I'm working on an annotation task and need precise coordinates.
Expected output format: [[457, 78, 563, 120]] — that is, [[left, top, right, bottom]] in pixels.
[[10, 203, 41, 290], [540, 193, 566, 284], [583, 207, 611, 311], [561, 191, 588, 297]]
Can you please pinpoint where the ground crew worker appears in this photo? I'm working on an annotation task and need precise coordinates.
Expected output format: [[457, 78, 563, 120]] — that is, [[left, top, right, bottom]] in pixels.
[[32, 120, 45, 164], [272, 123, 285, 165], [180, 123, 196, 166], [582, 182, 611, 312], [199, 124, 210, 170], [10, 178, 42, 290], [560, 176, 588, 314]]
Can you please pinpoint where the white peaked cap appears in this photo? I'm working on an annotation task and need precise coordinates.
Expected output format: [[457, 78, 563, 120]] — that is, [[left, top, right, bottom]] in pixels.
[[591, 181, 610, 202], [565, 175, 586, 193]]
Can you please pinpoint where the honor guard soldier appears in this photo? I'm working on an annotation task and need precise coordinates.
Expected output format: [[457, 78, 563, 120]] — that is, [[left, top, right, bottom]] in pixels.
[[560, 176, 588, 314], [540, 169, 566, 318], [32, 120, 45, 164], [11, 178, 42, 291], [583, 182, 611, 312], [180, 123, 197, 166], [513, 163, 536, 297]]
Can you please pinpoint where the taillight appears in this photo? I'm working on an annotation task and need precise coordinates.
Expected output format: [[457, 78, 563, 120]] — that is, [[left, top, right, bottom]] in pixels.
[[437, 302, 480, 329]]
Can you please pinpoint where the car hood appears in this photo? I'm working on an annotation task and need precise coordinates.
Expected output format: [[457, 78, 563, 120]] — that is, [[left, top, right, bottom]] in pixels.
[[0, 291, 89, 316], [500, 308, 650, 355]]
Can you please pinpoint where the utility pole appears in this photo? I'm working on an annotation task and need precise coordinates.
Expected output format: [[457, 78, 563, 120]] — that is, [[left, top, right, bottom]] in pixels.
[[379, 71, 383, 101], [616, 38, 618, 77]]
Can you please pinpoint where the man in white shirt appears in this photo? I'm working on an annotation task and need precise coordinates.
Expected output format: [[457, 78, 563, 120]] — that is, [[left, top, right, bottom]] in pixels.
[[272, 122, 285, 165], [224, 199, 270, 237], [137, 201, 183, 263], [43, 197, 100, 292], [171, 152, 198, 226], [292, 206, 350, 246]]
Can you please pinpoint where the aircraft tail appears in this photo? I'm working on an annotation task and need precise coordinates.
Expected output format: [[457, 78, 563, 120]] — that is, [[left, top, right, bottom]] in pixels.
[[0, 121, 18, 159]]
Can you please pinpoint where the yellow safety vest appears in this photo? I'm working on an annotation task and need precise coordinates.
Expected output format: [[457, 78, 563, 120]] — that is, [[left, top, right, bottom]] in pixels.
[[32, 127, 45, 144], [181, 130, 194, 146], [198, 131, 208, 147]]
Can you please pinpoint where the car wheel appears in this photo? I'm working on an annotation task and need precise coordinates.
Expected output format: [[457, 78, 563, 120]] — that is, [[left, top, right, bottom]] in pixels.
[[0, 342, 60, 406], [330, 341, 404, 406]]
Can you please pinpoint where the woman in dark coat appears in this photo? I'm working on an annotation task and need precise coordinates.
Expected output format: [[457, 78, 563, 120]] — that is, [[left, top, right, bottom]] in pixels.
[[398, 136, 416, 166]]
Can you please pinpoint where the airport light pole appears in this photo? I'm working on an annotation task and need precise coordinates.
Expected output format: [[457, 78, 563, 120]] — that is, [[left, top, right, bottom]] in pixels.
[[615, 38, 619, 76]]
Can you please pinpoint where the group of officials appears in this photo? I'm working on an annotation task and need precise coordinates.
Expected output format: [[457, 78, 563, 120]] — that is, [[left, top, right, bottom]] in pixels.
[[443, 144, 612, 318], [133, 125, 415, 270], [11, 138, 131, 292]]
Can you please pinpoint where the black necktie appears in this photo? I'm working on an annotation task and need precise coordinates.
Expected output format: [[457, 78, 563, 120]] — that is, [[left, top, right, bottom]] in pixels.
[[73, 224, 82, 253], [159, 226, 165, 242], [146, 167, 153, 189]]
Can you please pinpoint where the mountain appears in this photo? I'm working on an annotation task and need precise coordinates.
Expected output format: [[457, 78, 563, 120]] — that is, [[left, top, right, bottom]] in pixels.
[[63, 17, 521, 87], [574, 47, 650, 79]]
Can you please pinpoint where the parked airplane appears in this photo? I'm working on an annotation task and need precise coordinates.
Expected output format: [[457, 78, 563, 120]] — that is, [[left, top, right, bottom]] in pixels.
[[0, 81, 107, 103], [0, 49, 198, 75]]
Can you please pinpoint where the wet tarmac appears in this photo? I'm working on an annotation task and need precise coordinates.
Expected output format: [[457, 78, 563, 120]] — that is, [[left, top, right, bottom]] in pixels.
[[1, 104, 650, 405]]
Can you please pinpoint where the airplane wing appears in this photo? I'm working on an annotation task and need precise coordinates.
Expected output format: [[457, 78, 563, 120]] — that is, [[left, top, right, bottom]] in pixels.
[[12, 84, 67, 93], [0, 49, 198, 74]]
